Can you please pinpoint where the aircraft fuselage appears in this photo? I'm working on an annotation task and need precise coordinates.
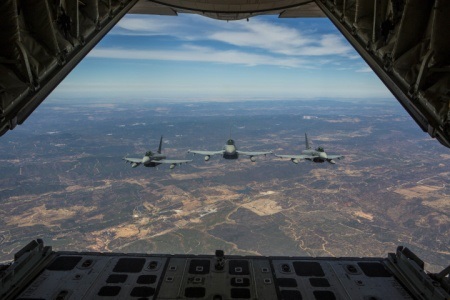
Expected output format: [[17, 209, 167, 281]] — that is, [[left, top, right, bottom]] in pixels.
[[302, 149, 328, 163], [222, 139, 238, 159], [223, 144, 238, 159], [143, 154, 166, 167]]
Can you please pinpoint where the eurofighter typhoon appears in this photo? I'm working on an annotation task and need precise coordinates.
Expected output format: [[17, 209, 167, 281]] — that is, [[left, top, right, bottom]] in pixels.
[[188, 138, 272, 162], [276, 133, 344, 164], [124, 136, 191, 169]]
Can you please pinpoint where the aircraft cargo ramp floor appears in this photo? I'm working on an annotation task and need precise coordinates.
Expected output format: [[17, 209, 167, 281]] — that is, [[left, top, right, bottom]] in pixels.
[[1, 240, 449, 300]]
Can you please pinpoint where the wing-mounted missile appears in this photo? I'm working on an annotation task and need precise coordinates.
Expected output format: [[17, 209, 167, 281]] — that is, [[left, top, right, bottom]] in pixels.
[[170, 164, 176, 169], [131, 163, 139, 168], [250, 156, 256, 162], [326, 155, 344, 164], [205, 155, 210, 161], [291, 158, 299, 164]]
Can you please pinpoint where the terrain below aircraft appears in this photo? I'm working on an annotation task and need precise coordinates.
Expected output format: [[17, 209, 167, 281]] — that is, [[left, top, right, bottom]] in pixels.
[[188, 138, 272, 162], [124, 136, 192, 169], [276, 133, 344, 164]]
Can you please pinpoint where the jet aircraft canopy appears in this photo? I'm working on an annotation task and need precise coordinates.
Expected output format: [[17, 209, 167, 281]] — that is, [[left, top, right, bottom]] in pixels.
[[227, 139, 235, 146], [0, 0, 449, 148]]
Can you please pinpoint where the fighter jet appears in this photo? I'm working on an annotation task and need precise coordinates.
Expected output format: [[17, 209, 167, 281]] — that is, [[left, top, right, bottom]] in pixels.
[[275, 133, 344, 164], [123, 136, 192, 169], [188, 138, 272, 162]]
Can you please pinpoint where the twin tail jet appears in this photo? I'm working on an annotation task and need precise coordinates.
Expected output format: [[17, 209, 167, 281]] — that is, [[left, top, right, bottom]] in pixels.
[[188, 138, 272, 162], [123, 136, 192, 169], [275, 133, 344, 164]]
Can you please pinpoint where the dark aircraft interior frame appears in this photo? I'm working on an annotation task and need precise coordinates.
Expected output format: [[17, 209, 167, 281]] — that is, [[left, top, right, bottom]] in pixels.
[[0, 0, 449, 148], [316, 0, 450, 148], [0, 0, 139, 135]]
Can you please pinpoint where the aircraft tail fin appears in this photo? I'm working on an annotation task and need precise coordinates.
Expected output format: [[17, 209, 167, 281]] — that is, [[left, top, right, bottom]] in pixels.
[[305, 133, 311, 150], [157, 136, 163, 154]]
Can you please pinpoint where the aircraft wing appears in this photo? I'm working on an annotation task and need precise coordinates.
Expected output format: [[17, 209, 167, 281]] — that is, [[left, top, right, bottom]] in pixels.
[[188, 150, 225, 156], [275, 154, 313, 160], [154, 159, 193, 164], [327, 155, 344, 160], [237, 151, 272, 156], [123, 157, 142, 164]]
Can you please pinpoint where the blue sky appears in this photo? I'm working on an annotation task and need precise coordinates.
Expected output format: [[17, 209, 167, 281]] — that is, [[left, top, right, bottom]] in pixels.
[[51, 14, 393, 101]]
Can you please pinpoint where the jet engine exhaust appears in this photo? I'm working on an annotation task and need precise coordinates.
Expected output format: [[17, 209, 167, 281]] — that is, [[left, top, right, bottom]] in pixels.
[[204, 155, 210, 161]]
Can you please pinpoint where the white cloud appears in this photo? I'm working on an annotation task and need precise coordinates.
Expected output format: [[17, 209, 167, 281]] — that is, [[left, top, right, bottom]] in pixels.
[[208, 19, 313, 55], [295, 34, 353, 56], [112, 15, 354, 59], [356, 67, 373, 73], [116, 17, 173, 33], [348, 54, 361, 60], [112, 14, 224, 40], [208, 21, 353, 57], [89, 45, 307, 68], [54, 16, 389, 99], [113, 16, 200, 40]]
